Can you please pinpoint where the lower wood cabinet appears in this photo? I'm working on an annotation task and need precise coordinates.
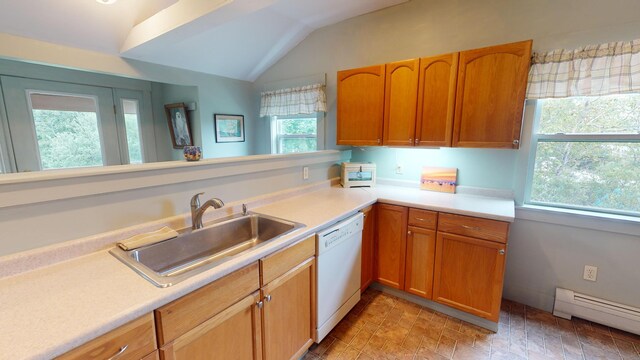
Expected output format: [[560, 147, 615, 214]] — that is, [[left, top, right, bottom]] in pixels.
[[432, 232, 506, 321], [404, 226, 436, 299], [360, 205, 375, 292], [374, 204, 408, 289], [160, 292, 262, 360]]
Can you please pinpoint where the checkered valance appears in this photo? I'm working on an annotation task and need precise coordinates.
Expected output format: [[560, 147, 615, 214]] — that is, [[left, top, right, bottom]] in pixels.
[[527, 39, 640, 99], [259, 83, 327, 117]]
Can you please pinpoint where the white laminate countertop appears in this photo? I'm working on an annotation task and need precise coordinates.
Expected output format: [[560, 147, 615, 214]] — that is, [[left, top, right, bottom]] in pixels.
[[0, 184, 513, 360]]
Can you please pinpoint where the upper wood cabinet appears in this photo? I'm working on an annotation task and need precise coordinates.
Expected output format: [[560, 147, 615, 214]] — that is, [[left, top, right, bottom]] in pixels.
[[415, 53, 458, 147], [383, 59, 419, 146], [337, 65, 386, 146], [452, 40, 532, 149]]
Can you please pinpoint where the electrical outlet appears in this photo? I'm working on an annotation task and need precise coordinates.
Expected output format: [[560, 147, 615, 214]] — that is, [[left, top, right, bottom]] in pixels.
[[395, 165, 403, 174], [583, 265, 598, 282], [303, 166, 309, 180]]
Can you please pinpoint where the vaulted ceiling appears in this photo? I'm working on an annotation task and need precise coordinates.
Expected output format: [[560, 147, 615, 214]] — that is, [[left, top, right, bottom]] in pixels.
[[0, 0, 407, 81]]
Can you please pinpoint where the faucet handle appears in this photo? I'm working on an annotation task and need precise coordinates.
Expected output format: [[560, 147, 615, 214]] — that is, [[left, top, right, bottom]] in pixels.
[[190, 192, 204, 208]]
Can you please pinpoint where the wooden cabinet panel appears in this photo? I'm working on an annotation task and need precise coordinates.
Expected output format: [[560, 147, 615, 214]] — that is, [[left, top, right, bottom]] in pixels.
[[260, 235, 315, 286], [361, 205, 376, 292], [160, 292, 262, 360], [433, 232, 507, 321], [57, 313, 156, 360], [262, 258, 315, 360], [453, 40, 532, 149], [404, 226, 436, 299], [155, 262, 260, 345], [416, 53, 458, 147], [438, 213, 509, 244], [141, 351, 160, 360], [375, 204, 408, 289], [383, 59, 420, 146], [408, 208, 437, 230], [337, 65, 386, 146]]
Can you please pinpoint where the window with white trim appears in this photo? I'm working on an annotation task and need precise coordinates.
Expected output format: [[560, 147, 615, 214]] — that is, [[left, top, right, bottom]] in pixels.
[[271, 113, 323, 154], [525, 94, 640, 216]]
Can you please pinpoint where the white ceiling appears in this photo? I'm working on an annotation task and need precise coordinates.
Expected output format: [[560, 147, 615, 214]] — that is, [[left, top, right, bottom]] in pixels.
[[0, 0, 407, 81]]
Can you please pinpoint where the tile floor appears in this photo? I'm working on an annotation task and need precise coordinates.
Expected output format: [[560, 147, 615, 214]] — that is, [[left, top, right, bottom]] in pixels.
[[305, 288, 640, 360]]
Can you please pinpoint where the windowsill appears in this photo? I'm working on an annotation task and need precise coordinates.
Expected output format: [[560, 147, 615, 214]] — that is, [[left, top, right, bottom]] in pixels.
[[515, 204, 640, 237]]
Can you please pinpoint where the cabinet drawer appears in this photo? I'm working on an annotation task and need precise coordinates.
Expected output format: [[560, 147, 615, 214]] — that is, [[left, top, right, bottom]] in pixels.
[[57, 313, 156, 360], [260, 235, 315, 285], [438, 213, 509, 243], [155, 262, 260, 346], [408, 208, 437, 229]]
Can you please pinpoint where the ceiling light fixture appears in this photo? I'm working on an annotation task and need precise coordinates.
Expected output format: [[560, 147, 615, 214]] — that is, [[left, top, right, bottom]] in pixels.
[[96, 0, 117, 4]]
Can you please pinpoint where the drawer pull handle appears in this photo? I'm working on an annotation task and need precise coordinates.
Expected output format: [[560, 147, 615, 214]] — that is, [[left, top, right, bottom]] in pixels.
[[107, 345, 128, 360], [265, 294, 272, 302], [498, 249, 505, 255], [415, 217, 427, 222], [461, 225, 481, 231]]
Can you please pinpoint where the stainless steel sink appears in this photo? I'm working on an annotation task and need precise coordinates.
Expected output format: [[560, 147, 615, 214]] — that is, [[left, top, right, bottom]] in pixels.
[[110, 213, 304, 287]]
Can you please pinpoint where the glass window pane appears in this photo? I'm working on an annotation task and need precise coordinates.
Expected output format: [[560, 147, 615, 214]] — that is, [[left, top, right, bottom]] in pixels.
[[30, 93, 103, 170], [530, 141, 640, 213], [122, 99, 143, 164], [278, 118, 317, 135], [538, 94, 640, 134], [279, 138, 317, 154]]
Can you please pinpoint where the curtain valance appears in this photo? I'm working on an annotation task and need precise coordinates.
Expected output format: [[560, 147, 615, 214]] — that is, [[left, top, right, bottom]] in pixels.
[[527, 39, 640, 99], [259, 83, 327, 117]]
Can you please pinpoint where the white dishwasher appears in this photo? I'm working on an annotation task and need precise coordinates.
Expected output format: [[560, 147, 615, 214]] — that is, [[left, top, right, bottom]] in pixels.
[[315, 212, 363, 342]]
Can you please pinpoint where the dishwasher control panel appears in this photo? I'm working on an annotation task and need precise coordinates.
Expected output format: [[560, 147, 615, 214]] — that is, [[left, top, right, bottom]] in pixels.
[[316, 212, 364, 254]]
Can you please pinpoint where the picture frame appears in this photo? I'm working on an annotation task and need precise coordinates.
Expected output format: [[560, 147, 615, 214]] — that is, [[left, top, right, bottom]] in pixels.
[[165, 103, 193, 149], [214, 114, 245, 143]]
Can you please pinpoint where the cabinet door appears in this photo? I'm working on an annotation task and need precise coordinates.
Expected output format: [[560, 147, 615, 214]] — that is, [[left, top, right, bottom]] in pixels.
[[160, 292, 262, 360], [415, 53, 458, 147], [383, 59, 419, 146], [404, 226, 436, 299], [337, 65, 385, 146], [433, 232, 507, 321], [262, 258, 315, 360], [361, 205, 376, 292], [375, 204, 408, 289], [452, 40, 532, 149]]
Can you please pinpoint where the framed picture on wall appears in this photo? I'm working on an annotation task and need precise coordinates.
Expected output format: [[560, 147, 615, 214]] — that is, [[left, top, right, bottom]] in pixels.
[[165, 103, 193, 149], [214, 114, 245, 143]]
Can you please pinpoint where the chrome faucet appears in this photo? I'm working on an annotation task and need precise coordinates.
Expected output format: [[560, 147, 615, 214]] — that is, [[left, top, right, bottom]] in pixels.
[[190, 192, 224, 230]]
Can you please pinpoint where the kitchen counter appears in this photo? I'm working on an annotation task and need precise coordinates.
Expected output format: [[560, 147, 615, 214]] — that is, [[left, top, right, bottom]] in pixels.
[[0, 183, 514, 360]]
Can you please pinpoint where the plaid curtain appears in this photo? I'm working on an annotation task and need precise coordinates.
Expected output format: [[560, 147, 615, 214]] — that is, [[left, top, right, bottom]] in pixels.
[[259, 84, 327, 117], [527, 39, 640, 99]]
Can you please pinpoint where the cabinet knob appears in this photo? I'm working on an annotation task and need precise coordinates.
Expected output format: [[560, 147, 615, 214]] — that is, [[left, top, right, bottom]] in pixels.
[[498, 249, 505, 255], [377, 138, 381, 144], [408, 138, 413, 144], [415, 139, 419, 145], [256, 300, 264, 309], [513, 139, 520, 145], [265, 294, 272, 302], [407, 230, 412, 235]]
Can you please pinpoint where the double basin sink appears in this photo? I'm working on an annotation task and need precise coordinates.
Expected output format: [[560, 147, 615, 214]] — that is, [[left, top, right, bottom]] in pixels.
[[110, 213, 304, 287]]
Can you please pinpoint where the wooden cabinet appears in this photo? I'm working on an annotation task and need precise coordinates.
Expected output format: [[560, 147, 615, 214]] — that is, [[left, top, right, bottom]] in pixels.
[[336, 40, 531, 149], [375, 204, 408, 289], [261, 258, 315, 360], [337, 65, 386, 146], [383, 59, 420, 146], [433, 214, 509, 322], [260, 235, 315, 360], [361, 205, 376, 292], [57, 313, 157, 360], [404, 226, 436, 299], [453, 40, 532, 149], [160, 292, 263, 360], [415, 53, 458, 147]]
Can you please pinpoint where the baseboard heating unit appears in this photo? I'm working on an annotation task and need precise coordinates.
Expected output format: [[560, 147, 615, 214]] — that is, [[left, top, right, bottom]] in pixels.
[[553, 288, 640, 335]]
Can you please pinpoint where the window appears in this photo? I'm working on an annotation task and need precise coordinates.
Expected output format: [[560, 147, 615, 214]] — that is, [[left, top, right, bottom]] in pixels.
[[271, 114, 323, 154], [526, 94, 640, 216], [122, 99, 143, 164], [29, 92, 104, 170]]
